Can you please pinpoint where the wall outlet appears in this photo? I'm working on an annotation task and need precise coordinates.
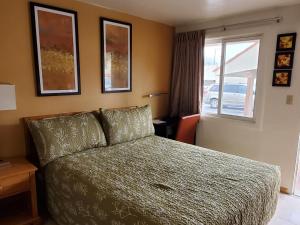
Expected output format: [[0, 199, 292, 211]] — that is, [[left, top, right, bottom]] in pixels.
[[286, 95, 293, 105]]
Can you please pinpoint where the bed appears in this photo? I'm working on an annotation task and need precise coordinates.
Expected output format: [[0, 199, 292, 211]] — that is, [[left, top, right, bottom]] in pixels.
[[24, 107, 280, 225]]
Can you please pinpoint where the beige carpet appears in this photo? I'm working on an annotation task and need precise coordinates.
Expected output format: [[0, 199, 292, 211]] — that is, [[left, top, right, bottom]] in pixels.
[[268, 194, 300, 225]]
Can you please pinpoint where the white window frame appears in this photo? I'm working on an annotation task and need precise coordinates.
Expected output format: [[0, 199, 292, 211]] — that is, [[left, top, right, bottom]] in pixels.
[[203, 35, 262, 122]]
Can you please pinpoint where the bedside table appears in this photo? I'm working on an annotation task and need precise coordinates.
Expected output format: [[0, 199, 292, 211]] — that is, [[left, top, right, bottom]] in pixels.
[[153, 118, 179, 139], [0, 158, 40, 225]]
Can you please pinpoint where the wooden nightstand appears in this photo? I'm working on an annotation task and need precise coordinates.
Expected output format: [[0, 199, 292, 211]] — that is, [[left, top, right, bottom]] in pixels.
[[0, 158, 40, 225], [153, 118, 179, 139]]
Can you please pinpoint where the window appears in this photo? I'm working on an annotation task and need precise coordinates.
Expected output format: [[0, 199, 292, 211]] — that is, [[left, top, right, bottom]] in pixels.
[[202, 36, 261, 119]]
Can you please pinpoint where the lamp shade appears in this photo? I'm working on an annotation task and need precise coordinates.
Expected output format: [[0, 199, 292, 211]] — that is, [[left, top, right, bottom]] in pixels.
[[0, 84, 16, 110]]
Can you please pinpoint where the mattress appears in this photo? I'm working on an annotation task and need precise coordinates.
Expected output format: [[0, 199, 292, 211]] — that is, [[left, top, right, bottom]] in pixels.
[[45, 136, 280, 225]]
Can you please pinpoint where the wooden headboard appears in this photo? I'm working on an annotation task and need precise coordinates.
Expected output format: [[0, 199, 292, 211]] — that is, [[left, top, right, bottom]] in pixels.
[[23, 112, 83, 168]]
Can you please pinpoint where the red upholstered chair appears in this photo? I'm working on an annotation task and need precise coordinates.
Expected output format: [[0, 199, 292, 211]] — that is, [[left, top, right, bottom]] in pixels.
[[175, 114, 200, 145]]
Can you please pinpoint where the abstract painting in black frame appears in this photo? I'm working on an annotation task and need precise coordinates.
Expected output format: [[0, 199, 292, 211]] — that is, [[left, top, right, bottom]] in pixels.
[[30, 2, 81, 96], [100, 17, 132, 93]]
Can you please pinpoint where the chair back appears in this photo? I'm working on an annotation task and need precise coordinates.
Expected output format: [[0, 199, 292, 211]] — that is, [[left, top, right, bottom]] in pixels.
[[175, 114, 200, 144]]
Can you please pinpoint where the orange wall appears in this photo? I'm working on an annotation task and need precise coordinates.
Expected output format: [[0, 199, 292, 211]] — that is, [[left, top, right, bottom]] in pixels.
[[0, 0, 174, 157]]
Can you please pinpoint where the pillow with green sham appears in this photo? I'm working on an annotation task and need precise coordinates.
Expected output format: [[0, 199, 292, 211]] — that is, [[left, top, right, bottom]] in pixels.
[[100, 105, 155, 145], [28, 112, 107, 166]]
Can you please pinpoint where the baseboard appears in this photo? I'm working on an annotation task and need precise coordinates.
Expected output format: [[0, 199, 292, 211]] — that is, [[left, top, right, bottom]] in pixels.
[[280, 186, 289, 194]]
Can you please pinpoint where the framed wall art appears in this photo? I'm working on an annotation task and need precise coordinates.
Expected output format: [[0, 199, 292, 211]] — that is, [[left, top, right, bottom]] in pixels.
[[100, 17, 132, 93], [272, 70, 292, 87], [30, 2, 80, 96], [274, 51, 294, 69], [276, 33, 297, 51]]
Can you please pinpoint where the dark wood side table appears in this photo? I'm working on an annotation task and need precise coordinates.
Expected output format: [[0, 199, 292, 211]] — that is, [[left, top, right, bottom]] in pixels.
[[153, 118, 179, 139], [0, 158, 40, 225]]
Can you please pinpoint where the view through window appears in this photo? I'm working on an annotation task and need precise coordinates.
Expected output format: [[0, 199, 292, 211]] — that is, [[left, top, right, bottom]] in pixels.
[[202, 37, 260, 119]]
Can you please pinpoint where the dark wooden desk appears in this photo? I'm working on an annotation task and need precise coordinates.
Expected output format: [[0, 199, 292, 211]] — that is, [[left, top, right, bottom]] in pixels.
[[153, 118, 178, 139]]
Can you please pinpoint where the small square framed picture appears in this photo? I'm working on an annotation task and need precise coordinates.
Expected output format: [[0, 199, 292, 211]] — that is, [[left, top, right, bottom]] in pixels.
[[276, 33, 297, 51], [274, 51, 294, 69], [272, 70, 292, 87]]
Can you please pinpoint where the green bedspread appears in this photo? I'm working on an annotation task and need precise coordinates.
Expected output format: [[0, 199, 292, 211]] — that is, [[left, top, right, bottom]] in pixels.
[[45, 136, 280, 225]]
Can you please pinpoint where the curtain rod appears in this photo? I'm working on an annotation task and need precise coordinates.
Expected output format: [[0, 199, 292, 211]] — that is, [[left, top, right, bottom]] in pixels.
[[204, 16, 282, 32]]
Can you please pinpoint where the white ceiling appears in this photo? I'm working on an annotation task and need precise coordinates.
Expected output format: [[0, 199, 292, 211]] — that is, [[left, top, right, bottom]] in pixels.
[[77, 0, 300, 26]]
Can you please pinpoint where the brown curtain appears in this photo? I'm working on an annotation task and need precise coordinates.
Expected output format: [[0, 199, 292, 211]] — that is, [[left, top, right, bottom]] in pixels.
[[169, 30, 205, 117]]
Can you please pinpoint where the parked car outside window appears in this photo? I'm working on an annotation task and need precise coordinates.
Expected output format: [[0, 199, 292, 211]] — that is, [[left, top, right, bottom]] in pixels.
[[204, 84, 247, 109]]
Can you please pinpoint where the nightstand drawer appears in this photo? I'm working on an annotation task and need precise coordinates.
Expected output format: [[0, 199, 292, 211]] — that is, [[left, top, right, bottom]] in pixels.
[[0, 173, 30, 198]]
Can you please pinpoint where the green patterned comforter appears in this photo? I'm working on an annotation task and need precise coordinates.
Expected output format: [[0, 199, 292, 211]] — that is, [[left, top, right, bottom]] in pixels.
[[45, 136, 280, 225]]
